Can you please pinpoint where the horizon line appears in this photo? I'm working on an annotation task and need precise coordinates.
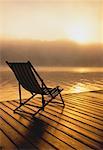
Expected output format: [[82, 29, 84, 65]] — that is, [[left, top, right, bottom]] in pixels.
[[0, 37, 103, 46]]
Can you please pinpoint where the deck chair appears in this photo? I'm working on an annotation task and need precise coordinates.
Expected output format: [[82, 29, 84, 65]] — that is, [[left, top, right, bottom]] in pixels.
[[6, 61, 65, 115]]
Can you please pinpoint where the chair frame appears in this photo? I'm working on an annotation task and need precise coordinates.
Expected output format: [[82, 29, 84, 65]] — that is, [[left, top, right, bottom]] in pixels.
[[6, 61, 65, 116]]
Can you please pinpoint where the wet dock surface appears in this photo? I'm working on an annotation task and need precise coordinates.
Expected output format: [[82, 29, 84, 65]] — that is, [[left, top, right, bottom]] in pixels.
[[0, 91, 103, 150]]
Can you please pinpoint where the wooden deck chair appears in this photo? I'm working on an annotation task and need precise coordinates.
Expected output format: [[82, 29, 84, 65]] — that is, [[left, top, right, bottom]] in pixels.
[[6, 61, 65, 115]]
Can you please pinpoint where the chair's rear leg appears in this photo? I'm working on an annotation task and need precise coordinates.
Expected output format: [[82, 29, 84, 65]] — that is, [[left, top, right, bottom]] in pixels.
[[42, 94, 45, 110], [59, 93, 65, 106]]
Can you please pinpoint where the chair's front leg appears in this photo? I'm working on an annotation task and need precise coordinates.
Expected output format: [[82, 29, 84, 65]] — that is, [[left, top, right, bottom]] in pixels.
[[59, 93, 64, 105], [14, 94, 36, 113], [19, 82, 22, 105], [57, 87, 65, 106], [41, 94, 45, 110], [13, 102, 23, 113]]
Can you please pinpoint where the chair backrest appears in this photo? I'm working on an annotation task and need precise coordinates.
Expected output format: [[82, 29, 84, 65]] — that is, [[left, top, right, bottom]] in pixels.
[[6, 61, 42, 94]]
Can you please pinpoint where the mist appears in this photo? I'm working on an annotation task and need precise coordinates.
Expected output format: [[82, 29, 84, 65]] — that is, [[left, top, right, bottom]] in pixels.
[[0, 39, 103, 67]]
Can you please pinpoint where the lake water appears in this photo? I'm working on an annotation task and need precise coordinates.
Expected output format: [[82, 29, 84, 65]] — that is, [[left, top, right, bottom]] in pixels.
[[0, 66, 103, 102]]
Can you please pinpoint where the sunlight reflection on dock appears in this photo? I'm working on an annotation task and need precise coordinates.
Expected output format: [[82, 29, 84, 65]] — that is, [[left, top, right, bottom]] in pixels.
[[69, 83, 88, 93]]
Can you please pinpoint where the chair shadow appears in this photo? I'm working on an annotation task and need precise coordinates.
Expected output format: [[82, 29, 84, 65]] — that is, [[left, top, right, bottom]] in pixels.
[[16, 112, 48, 149], [14, 102, 65, 149]]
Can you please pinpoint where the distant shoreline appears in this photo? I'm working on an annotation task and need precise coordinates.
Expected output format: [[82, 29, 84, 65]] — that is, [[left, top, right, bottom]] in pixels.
[[0, 65, 103, 73]]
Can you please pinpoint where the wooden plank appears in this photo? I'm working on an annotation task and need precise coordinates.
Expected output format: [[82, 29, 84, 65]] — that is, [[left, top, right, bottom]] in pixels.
[[0, 102, 74, 150], [0, 90, 103, 150], [3, 101, 92, 150], [73, 94, 103, 104], [0, 129, 17, 150], [0, 117, 35, 150], [63, 100, 103, 121], [37, 97, 103, 127], [78, 92, 103, 102], [10, 101, 102, 149], [68, 95, 103, 109], [30, 100, 103, 137], [64, 96, 103, 114], [68, 97, 103, 112], [0, 103, 57, 150]]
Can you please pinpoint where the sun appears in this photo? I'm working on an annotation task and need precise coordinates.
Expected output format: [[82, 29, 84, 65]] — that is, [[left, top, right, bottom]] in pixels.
[[64, 22, 91, 44]]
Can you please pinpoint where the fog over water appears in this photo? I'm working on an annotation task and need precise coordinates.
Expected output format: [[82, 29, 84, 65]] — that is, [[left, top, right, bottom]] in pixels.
[[0, 39, 103, 67]]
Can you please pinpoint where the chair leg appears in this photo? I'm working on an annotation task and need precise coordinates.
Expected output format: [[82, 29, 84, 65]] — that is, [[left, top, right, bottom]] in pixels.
[[13, 94, 36, 113], [19, 82, 22, 105], [14, 82, 22, 113], [13, 103, 23, 113], [59, 92, 65, 106], [42, 95, 45, 110]]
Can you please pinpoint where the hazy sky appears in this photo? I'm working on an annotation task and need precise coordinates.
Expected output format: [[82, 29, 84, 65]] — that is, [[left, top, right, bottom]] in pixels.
[[0, 0, 103, 44]]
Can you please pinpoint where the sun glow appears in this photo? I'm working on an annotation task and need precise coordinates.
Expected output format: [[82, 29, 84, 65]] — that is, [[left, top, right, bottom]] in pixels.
[[64, 19, 100, 44], [0, 0, 102, 43], [65, 26, 89, 43]]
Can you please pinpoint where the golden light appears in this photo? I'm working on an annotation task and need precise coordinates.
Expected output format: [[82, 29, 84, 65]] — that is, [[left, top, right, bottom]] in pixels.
[[76, 68, 89, 73], [69, 83, 88, 93], [0, 0, 102, 43], [64, 21, 93, 44]]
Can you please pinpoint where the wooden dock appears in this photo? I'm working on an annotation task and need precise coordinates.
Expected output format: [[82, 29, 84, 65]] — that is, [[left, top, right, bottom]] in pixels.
[[0, 91, 103, 150]]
